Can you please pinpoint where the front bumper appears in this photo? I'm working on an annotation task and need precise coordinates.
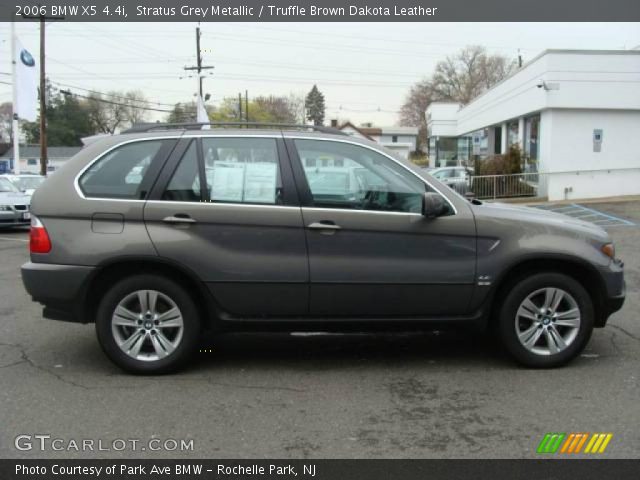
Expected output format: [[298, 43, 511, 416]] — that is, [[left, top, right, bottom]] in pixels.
[[21, 262, 95, 322], [0, 208, 30, 227], [597, 258, 625, 327]]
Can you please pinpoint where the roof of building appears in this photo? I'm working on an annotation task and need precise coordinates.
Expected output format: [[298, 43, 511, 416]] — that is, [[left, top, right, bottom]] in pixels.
[[379, 127, 419, 135], [338, 123, 418, 138], [0, 146, 83, 159], [337, 122, 377, 140]]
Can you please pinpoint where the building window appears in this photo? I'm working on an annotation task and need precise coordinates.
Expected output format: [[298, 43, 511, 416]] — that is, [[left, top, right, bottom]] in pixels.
[[27, 158, 38, 166], [524, 115, 540, 173], [507, 121, 519, 147], [392, 135, 398, 143]]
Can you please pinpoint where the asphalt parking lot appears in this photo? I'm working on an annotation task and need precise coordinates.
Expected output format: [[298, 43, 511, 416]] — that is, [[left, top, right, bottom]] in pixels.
[[0, 201, 638, 460]]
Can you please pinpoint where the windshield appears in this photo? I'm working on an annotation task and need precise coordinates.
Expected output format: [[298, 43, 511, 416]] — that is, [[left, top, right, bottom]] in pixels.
[[0, 178, 20, 193], [13, 176, 45, 190]]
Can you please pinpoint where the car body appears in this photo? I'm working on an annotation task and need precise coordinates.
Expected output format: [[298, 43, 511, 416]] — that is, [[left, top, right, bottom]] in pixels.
[[20, 125, 625, 373], [429, 166, 472, 194], [0, 177, 31, 228], [1, 174, 46, 195]]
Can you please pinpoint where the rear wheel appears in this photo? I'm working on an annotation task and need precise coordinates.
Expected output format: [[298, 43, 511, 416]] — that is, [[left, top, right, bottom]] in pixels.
[[498, 272, 594, 368], [96, 274, 201, 374]]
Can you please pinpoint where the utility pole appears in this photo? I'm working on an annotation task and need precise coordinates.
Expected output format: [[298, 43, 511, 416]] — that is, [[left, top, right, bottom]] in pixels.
[[183, 25, 214, 105], [238, 93, 242, 122], [10, 22, 20, 175], [245, 90, 249, 123], [38, 18, 46, 176], [22, 13, 64, 177]]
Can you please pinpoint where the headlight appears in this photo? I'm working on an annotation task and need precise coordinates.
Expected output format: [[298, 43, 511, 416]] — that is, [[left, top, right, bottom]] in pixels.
[[0, 205, 12, 211], [601, 243, 615, 259]]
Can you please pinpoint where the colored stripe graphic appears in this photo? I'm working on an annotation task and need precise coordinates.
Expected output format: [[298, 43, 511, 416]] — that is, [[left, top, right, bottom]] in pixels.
[[537, 433, 566, 453], [585, 433, 613, 454], [560, 433, 589, 453], [540, 433, 613, 454]]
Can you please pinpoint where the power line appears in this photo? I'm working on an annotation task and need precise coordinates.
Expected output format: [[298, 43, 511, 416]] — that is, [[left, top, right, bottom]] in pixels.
[[58, 89, 174, 113], [49, 81, 180, 107]]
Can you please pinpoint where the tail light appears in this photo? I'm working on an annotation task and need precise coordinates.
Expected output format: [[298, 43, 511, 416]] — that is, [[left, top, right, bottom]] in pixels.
[[30, 215, 52, 254]]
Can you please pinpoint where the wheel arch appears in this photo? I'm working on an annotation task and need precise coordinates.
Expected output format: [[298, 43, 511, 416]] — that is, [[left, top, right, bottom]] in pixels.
[[489, 255, 607, 328], [79, 256, 218, 329]]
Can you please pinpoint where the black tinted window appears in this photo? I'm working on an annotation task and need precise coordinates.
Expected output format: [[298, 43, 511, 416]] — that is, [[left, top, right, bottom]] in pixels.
[[79, 140, 164, 199], [162, 141, 201, 202]]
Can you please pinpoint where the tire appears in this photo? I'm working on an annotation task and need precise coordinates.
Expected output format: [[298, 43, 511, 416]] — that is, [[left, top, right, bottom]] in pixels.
[[95, 274, 201, 374], [497, 272, 594, 368]]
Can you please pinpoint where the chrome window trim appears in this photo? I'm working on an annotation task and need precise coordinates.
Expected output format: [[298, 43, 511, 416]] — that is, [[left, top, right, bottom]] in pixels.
[[288, 136, 458, 215], [74, 133, 457, 216], [145, 199, 300, 210], [74, 134, 284, 202], [302, 207, 423, 217]]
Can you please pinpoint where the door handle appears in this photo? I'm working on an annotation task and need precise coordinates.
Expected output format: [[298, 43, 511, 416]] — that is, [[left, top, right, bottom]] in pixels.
[[162, 214, 196, 224], [308, 221, 341, 232]]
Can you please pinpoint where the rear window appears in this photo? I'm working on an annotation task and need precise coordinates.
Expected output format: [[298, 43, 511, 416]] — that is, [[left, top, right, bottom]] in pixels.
[[79, 140, 164, 199]]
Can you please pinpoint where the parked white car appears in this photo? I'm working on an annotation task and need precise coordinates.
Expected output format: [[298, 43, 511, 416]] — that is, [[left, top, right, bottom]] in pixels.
[[0, 174, 46, 195], [0, 177, 31, 228], [429, 167, 472, 194]]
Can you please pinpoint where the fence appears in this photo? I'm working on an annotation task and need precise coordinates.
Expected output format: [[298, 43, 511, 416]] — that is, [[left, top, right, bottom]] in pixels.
[[467, 172, 545, 200]]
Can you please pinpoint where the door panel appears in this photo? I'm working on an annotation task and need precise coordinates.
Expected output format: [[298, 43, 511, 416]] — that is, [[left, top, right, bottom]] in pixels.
[[288, 138, 477, 317], [144, 137, 309, 317], [302, 208, 476, 316]]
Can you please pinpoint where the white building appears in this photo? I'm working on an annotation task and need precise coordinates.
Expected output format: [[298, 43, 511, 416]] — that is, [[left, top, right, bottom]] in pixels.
[[426, 49, 640, 201], [335, 122, 419, 159], [0, 146, 82, 174]]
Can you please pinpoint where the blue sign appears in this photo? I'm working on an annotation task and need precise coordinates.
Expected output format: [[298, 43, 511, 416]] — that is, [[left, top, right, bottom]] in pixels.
[[20, 49, 35, 67]]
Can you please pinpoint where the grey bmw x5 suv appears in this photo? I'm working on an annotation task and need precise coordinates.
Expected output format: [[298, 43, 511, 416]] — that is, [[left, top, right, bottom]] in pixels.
[[21, 124, 625, 373]]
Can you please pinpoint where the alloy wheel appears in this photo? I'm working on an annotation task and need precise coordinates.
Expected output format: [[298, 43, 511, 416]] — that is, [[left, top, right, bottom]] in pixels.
[[111, 290, 184, 362], [515, 287, 581, 356]]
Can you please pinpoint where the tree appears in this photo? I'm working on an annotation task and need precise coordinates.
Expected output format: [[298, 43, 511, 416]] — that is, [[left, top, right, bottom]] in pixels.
[[399, 79, 435, 152], [121, 90, 148, 126], [251, 95, 302, 123], [399, 46, 516, 152], [86, 92, 126, 134], [85, 90, 150, 133], [23, 91, 94, 146], [166, 102, 197, 123], [305, 85, 325, 126], [430, 45, 517, 104], [0, 102, 13, 143]]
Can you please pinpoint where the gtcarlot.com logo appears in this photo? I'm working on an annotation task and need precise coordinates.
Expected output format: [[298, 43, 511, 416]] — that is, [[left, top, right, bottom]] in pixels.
[[537, 433, 613, 454]]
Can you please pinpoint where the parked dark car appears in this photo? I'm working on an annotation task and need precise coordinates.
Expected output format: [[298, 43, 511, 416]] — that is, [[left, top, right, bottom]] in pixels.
[[21, 124, 625, 373]]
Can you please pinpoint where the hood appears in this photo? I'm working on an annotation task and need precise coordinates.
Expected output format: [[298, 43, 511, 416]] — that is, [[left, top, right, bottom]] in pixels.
[[0, 191, 31, 206], [473, 201, 610, 242]]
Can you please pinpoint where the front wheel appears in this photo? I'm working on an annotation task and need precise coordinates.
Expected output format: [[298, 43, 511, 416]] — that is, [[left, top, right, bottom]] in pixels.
[[498, 272, 594, 368], [95, 274, 201, 374]]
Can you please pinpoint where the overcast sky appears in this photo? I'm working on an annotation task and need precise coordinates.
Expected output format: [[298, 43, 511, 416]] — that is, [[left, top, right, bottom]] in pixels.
[[1, 22, 639, 126]]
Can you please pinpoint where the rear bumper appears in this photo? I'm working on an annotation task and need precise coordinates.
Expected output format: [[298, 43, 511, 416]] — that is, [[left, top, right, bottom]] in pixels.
[[21, 262, 95, 323]]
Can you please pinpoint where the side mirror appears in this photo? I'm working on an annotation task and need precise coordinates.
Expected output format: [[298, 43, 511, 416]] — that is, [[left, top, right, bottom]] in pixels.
[[422, 192, 446, 218]]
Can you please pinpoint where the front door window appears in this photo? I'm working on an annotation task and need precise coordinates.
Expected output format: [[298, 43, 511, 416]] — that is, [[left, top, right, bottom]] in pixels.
[[295, 139, 443, 215]]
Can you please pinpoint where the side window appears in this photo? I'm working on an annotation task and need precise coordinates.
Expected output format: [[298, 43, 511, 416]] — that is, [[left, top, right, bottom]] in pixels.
[[162, 141, 201, 202], [201, 137, 282, 205], [295, 139, 437, 214], [79, 140, 164, 199]]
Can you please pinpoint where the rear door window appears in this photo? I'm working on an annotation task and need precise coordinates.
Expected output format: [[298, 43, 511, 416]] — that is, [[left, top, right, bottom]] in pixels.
[[79, 140, 166, 199], [201, 137, 282, 205]]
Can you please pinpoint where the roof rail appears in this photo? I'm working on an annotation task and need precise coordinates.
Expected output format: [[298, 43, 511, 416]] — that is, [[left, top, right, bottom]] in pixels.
[[121, 122, 348, 136]]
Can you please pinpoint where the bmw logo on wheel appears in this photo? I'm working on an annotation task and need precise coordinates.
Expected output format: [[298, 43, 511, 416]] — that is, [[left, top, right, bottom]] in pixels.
[[20, 49, 35, 67]]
